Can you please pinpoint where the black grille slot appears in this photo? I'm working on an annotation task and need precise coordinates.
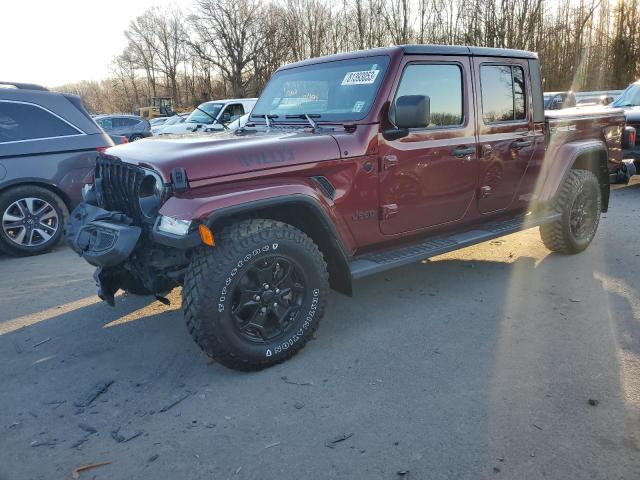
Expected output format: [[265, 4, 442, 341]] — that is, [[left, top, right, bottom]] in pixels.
[[312, 175, 336, 199], [95, 156, 145, 224]]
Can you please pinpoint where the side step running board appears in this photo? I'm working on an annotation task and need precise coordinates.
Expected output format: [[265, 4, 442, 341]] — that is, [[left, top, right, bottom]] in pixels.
[[349, 211, 560, 279]]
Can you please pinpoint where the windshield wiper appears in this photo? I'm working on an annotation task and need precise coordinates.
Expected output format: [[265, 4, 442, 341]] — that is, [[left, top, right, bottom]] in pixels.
[[285, 114, 321, 130], [196, 107, 228, 130], [251, 114, 279, 127]]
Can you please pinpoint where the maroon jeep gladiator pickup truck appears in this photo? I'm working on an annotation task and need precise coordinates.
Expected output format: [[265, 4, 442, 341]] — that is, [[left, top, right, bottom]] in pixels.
[[68, 45, 626, 371]]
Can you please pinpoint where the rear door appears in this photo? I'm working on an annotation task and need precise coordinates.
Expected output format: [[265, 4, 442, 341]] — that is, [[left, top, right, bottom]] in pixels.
[[473, 59, 536, 213], [378, 56, 478, 235]]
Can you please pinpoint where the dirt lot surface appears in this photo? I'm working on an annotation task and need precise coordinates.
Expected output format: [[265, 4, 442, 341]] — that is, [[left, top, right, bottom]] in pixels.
[[1, 183, 640, 480]]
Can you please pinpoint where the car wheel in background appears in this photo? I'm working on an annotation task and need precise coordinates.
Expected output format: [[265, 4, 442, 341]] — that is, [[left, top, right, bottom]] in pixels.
[[129, 134, 143, 142], [0, 186, 68, 257]]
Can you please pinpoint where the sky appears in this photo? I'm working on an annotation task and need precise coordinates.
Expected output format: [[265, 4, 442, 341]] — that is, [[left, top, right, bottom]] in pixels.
[[0, 0, 180, 87]]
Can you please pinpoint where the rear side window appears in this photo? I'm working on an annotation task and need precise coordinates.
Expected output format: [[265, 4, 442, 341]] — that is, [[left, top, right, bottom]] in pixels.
[[394, 64, 463, 128], [122, 118, 139, 127], [0, 101, 80, 143], [480, 65, 527, 123], [96, 118, 111, 129]]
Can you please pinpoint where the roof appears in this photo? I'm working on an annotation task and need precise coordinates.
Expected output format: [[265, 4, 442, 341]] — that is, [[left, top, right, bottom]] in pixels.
[[279, 44, 537, 70], [94, 114, 144, 119], [401, 44, 537, 59], [200, 98, 258, 104], [0, 81, 48, 91]]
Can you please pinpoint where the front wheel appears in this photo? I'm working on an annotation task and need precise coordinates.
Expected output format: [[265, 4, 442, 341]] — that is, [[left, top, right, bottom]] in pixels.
[[540, 169, 601, 254], [182, 219, 329, 371]]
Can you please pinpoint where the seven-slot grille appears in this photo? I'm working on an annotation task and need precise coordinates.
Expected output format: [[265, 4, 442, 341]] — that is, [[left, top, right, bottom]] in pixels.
[[95, 156, 145, 225]]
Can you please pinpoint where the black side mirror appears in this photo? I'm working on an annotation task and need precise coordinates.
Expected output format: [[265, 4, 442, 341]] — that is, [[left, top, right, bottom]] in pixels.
[[395, 95, 430, 128], [383, 95, 430, 140]]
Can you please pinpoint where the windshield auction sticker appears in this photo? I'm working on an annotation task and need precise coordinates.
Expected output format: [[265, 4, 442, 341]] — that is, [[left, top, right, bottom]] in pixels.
[[341, 70, 380, 85]]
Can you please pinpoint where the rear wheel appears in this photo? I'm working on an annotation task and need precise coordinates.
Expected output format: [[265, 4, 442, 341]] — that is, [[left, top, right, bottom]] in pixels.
[[129, 134, 144, 142], [0, 186, 68, 256], [540, 169, 601, 254], [182, 219, 329, 371]]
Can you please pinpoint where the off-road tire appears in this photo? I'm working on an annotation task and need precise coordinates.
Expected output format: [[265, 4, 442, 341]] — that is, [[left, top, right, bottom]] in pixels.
[[540, 169, 601, 254], [182, 219, 329, 371], [0, 186, 68, 257]]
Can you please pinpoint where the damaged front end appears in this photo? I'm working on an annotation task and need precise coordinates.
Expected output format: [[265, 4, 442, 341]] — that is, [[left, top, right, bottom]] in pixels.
[[67, 155, 195, 305]]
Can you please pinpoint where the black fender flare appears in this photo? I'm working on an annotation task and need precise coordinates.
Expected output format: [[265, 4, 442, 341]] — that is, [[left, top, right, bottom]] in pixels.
[[205, 194, 353, 296]]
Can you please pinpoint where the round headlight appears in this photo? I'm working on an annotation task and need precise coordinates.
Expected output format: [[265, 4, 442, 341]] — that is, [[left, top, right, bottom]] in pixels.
[[138, 172, 164, 219]]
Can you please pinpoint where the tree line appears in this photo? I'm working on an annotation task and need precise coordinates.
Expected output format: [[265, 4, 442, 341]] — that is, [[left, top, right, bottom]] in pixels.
[[55, 0, 640, 114]]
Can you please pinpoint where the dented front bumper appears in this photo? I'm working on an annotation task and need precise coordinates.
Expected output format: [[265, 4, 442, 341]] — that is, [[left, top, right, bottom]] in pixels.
[[67, 204, 143, 305], [67, 203, 141, 268]]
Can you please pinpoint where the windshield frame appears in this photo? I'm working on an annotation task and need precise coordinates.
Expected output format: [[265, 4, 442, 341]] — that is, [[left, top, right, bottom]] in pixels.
[[251, 54, 391, 125]]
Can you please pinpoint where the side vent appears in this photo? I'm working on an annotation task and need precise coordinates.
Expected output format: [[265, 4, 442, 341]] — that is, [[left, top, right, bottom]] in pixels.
[[312, 176, 336, 199]]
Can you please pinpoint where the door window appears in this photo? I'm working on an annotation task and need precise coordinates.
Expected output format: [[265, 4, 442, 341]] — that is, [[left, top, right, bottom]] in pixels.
[[393, 64, 463, 128], [223, 104, 244, 122], [480, 65, 527, 123], [0, 101, 80, 143]]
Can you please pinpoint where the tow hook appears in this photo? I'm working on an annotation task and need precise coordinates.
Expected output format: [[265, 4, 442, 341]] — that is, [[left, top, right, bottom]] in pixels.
[[612, 160, 638, 184]]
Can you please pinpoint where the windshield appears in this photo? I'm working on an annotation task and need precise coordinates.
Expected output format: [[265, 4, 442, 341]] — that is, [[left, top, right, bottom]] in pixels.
[[251, 55, 390, 123], [164, 115, 183, 126], [186, 103, 223, 124], [543, 95, 553, 108], [612, 83, 640, 107]]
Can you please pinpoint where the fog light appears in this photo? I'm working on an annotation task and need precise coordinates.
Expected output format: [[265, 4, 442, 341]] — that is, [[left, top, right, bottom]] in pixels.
[[158, 216, 191, 236]]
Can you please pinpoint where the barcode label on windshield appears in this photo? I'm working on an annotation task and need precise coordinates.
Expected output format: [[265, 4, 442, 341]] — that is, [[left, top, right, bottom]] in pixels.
[[341, 70, 380, 85]]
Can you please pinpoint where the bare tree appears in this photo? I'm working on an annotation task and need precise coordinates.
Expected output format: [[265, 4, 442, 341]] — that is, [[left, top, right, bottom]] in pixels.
[[189, 0, 264, 97]]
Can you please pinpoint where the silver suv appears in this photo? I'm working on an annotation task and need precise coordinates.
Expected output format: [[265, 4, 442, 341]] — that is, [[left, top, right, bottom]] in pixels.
[[0, 82, 113, 256]]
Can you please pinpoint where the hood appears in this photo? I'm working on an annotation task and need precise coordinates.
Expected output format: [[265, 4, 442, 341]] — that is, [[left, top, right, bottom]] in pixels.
[[105, 129, 341, 182], [622, 106, 640, 122]]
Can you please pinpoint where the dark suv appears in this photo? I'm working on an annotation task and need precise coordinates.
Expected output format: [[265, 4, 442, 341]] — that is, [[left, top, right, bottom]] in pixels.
[[94, 114, 151, 142], [0, 82, 113, 256]]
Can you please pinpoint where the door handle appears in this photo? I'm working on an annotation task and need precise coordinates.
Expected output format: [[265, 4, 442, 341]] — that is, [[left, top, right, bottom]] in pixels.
[[451, 146, 475, 158], [511, 139, 533, 150]]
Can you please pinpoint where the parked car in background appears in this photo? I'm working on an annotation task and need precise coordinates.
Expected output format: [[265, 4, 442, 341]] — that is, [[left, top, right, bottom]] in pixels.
[[544, 91, 576, 109], [94, 114, 151, 142], [149, 117, 169, 127], [159, 99, 257, 135], [610, 80, 640, 172], [0, 81, 113, 256], [227, 112, 250, 130], [576, 94, 615, 106], [151, 113, 187, 136]]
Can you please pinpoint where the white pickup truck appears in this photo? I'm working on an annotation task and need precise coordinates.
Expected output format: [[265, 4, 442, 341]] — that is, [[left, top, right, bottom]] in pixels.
[[159, 98, 257, 135]]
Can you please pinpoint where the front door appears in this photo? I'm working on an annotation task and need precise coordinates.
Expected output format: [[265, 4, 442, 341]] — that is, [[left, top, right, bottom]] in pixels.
[[473, 59, 536, 213], [379, 57, 478, 235]]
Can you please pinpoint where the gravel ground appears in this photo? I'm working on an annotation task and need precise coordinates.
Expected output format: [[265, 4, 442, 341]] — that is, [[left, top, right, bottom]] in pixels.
[[1, 182, 639, 480]]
